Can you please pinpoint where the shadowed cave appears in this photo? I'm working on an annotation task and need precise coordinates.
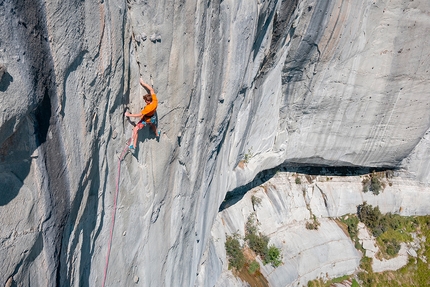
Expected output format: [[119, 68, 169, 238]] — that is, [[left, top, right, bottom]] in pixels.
[[219, 163, 395, 211]]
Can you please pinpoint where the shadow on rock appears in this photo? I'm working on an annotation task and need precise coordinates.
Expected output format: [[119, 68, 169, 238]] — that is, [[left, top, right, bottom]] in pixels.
[[0, 88, 52, 206], [0, 172, 21, 206], [282, 163, 393, 176], [219, 168, 277, 211], [0, 121, 32, 206], [219, 163, 395, 211], [0, 70, 14, 92]]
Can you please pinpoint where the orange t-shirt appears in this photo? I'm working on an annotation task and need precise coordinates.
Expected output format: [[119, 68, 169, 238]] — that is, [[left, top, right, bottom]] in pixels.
[[140, 94, 158, 122]]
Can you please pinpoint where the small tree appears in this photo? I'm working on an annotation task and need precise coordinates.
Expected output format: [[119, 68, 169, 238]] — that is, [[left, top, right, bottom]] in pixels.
[[245, 213, 283, 267], [243, 148, 253, 163], [251, 195, 262, 210], [362, 172, 384, 195], [358, 202, 382, 236], [225, 234, 246, 270], [370, 175, 383, 195]]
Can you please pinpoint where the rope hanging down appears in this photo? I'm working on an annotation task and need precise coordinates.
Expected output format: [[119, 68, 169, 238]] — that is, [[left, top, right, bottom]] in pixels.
[[103, 30, 152, 286], [102, 138, 131, 287]]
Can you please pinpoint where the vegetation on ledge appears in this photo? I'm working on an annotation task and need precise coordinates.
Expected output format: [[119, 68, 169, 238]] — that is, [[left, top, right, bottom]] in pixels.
[[224, 213, 283, 286], [315, 212, 430, 287], [358, 202, 416, 258]]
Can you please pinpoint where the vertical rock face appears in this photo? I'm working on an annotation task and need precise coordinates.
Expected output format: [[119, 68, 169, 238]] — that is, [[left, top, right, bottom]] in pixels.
[[0, 0, 127, 286], [1, 0, 430, 287], [279, 0, 430, 170]]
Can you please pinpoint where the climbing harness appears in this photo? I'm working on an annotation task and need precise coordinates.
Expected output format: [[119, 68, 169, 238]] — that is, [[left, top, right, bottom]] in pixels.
[[102, 138, 131, 287]]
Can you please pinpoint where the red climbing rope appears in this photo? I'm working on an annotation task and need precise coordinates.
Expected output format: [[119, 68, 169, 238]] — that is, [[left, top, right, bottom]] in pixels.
[[102, 139, 131, 287]]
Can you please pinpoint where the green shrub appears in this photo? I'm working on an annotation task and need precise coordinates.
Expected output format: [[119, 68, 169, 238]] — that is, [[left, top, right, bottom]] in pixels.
[[359, 255, 372, 271], [354, 240, 363, 252], [362, 172, 384, 195], [306, 221, 318, 230], [384, 238, 401, 256], [362, 177, 370, 192], [225, 234, 246, 270], [243, 148, 253, 163], [351, 279, 359, 287], [343, 215, 359, 238], [245, 213, 259, 235], [245, 214, 268, 257], [370, 175, 383, 195], [248, 260, 260, 274], [244, 213, 282, 267], [306, 215, 320, 230], [264, 245, 282, 267], [358, 202, 383, 236], [295, 177, 301, 184], [358, 256, 374, 285], [246, 232, 269, 257]]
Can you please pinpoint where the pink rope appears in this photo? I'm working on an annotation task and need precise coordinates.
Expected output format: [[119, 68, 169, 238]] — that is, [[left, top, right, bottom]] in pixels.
[[102, 140, 130, 287]]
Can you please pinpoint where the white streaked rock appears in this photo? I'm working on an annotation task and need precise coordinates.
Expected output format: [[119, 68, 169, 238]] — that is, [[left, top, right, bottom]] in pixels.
[[213, 171, 430, 285]]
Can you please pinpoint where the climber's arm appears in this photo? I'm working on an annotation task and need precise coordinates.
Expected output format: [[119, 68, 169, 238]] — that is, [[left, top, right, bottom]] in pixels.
[[125, 111, 142, 118], [140, 78, 155, 95]]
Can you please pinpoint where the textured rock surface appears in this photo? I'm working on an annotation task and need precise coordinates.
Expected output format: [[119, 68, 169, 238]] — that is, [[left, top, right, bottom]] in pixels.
[[0, 0, 127, 286], [213, 171, 430, 286], [1, 0, 430, 286]]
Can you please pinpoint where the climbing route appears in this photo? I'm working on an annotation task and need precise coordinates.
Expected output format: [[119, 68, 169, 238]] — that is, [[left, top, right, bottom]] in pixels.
[[102, 138, 131, 287]]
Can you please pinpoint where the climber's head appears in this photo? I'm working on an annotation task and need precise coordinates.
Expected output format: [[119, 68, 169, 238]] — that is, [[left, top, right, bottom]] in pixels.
[[143, 94, 152, 104]]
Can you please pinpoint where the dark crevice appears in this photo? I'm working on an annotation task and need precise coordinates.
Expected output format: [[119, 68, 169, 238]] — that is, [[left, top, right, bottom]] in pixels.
[[219, 163, 396, 211], [255, 0, 298, 82], [33, 88, 52, 147], [252, 0, 278, 60], [282, 0, 335, 86]]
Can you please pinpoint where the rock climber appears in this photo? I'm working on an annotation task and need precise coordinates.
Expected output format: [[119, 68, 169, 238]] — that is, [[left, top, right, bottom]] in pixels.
[[125, 78, 159, 150]]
